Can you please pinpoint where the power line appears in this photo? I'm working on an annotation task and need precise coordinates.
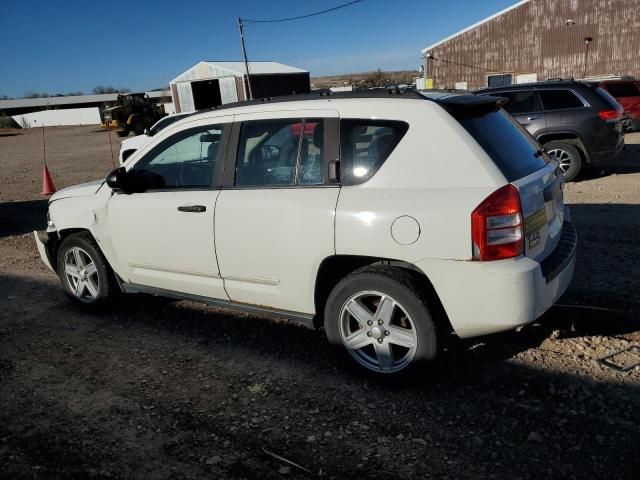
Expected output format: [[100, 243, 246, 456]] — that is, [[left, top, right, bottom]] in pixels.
[[242, 0, 364, 24]]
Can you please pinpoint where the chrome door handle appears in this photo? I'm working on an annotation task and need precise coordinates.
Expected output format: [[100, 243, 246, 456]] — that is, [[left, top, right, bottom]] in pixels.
[[527, 116, 540, 121], [177, 205, 206, 213]]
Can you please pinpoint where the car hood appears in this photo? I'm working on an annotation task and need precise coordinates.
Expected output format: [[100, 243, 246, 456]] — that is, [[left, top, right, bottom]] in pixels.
[[50, 179, 104, 202]]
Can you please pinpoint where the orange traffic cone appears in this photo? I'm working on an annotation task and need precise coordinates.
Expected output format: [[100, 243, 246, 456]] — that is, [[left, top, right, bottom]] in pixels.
[[41, 164, 56, 195]]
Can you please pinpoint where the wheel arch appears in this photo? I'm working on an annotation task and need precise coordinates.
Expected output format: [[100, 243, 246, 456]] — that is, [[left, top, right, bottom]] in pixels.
[[48, 228, 96, 272], [537, 132, 589, 162], [313, 255, 453, 335]]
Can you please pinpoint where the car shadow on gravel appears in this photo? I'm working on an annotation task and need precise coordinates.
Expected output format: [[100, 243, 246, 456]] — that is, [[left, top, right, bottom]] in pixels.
[[3, 272, 638, 385], [2, 273, 640, 479], [0, 200, 47, 238], [574, 142, 640, 182]]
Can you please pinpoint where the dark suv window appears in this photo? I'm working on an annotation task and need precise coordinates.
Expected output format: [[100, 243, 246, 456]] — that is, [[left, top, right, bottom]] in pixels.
[[457, 110, 546, 181], [604, 82, 640, 98], [539, 90, 585, 110], [500, 91, 541, 115], [340, 120, 408, 185]]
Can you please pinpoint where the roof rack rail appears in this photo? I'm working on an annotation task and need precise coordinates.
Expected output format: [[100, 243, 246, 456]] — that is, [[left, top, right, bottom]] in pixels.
[[547, 77, 575, 82], [198, 88, 427, 114]]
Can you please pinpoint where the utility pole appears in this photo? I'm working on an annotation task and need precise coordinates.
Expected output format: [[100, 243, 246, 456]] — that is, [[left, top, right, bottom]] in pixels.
[[582, 36, 593, 79], [237, 17, 253, 100]]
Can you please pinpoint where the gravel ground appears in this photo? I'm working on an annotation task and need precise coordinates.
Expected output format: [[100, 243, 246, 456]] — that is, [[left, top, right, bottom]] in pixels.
[[1, 126, 639, 479]]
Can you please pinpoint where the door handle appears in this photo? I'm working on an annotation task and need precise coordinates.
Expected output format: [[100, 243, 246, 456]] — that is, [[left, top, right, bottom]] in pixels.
[[527, 116, 540, 121], [177, 205, 206, 213]]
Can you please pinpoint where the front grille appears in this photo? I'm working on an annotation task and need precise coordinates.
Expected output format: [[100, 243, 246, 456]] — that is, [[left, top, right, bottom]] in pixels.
[[540, 222, 577, 283]]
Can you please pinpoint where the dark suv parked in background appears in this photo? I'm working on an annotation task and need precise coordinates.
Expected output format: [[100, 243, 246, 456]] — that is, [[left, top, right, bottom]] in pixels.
[[476, 80, 624, 181]]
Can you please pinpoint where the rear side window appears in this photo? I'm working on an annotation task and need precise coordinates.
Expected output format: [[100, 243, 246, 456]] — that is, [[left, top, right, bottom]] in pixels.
[[539, 90, 585, 110], [604, 82, 640, 98], [340, 120, 408, 185], [458, 110, 547, 181], [499, 91, 542, 115]]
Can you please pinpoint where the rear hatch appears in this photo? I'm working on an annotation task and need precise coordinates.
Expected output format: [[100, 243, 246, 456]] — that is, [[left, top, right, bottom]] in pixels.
[[435, 94, 565, 262]]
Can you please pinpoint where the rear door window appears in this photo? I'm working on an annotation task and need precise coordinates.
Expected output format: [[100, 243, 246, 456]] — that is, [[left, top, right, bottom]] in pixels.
[[235, 119, 324, 187], [457, 109, 547, 181], [539, 90, 585, 110], [499, 91, 542, 115], [340, 120, 408, 185]]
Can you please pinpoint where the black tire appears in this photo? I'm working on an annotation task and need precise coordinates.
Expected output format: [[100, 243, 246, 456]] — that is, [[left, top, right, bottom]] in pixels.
[[116, 130, 129, 138], [132, 119, 144, 135], [324, 266, 437, 377], [544, 141, 583, 182], [56, 232, 117, 308]]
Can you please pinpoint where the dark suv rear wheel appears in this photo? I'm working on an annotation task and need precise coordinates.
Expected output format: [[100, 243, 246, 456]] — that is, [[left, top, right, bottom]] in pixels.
[[544, 141, 582, 182]]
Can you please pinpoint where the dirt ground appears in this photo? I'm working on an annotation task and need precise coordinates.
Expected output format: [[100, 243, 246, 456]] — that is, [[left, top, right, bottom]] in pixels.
[[1, 126, 639, 479]]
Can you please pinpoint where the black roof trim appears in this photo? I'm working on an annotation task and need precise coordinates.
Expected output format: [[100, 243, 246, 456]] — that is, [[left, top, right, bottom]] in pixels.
[[194, 88, 508, 116], [476, 79, 590, 92], [196, 89, 428, 113]]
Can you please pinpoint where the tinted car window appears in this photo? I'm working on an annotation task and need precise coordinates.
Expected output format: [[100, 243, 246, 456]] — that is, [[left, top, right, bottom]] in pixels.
[[458, 109, 546, 181], [340, 120, 408, 185], [500, 91, 541, 115], [539, 90, 585, 110], [235, 119, 324, 187], [604, 82, 640, 98]]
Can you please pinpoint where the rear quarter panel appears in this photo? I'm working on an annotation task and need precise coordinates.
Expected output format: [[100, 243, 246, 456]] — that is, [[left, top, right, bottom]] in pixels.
[[335, 101, 506, 263]]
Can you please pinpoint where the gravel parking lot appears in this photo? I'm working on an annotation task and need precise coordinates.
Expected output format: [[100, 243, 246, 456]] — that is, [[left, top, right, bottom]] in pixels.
[[1, 126, 639, 479]]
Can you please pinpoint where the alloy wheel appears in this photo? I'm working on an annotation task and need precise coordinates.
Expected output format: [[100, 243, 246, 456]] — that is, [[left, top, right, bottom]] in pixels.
[[63, 246, 99, 301], [547, 148, 572, 175], [339, 291, 418, 373]]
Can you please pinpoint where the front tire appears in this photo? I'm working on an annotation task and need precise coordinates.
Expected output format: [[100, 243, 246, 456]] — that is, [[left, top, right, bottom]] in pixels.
[[56, 233, 116, 308], [544, 141, 583, 182], [324, 266, 437, 376]]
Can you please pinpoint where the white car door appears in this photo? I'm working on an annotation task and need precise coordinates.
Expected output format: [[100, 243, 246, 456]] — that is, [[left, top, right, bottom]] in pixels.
[[107, 117, 232, 300], [215, 110, 340, 315]]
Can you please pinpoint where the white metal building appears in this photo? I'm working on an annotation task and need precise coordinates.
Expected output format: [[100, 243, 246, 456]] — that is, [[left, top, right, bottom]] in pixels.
[[0, 91, 172, 128], [169, 61, 310, 113]]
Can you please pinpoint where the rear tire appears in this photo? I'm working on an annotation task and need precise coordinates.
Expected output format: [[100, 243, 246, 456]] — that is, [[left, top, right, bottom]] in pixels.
[[324, 266, 437, 377], [132, 120, 144, 136], [544, 141, 582, 182], [56, 233, 117, 308]]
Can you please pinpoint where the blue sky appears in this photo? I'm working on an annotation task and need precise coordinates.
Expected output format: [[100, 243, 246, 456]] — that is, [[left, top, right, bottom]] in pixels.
[[0, 0, 517, 97]]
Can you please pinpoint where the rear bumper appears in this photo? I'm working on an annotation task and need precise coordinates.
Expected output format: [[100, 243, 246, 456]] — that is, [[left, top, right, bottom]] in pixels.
[[416, 221, 577, 338], [589, 135, 625, 164], [34, 230, 55, 273]]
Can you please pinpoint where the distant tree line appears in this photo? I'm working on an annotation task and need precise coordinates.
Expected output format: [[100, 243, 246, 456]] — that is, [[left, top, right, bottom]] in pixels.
[[12, 86, 131, 99]]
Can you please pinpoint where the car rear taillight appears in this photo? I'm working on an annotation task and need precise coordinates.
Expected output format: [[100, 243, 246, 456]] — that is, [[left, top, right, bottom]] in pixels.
[[471, 184, 524, 261], [598, 109, 622, 121]]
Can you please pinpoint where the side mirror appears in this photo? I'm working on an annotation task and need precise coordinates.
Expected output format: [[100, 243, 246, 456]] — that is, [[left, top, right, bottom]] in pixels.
[[143, 128, 149, 136], [106, 167, 129, 191]]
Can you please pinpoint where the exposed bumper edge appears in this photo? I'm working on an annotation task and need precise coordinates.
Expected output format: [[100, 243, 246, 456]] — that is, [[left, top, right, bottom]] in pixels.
[[415, 227, 576, 339], [34, 230, 55, 273]]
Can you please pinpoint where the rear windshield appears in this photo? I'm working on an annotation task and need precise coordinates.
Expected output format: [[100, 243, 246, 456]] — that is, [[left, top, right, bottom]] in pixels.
[[604, 82, 640, 98], [458, 109, 547, 181], [594, 86, 624, 108]]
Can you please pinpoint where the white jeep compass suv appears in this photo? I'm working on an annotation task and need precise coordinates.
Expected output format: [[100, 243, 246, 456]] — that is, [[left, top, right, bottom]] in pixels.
[[35, 91, 577, 376]]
